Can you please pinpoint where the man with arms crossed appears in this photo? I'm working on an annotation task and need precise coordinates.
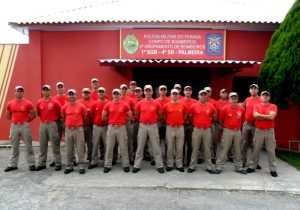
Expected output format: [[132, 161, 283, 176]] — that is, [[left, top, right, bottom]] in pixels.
[[246, 91, 278, 177], [241, 84, 262, 169]]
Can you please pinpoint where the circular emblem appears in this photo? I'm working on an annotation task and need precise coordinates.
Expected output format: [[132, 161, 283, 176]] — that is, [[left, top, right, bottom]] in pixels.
[[48, 103, 54, 110], [123, 34, 139, 54], [20, 106, 26, 111]]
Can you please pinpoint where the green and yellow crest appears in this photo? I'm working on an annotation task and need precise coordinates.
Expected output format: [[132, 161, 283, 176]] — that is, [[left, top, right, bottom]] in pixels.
[[123, 34, 139, 54]]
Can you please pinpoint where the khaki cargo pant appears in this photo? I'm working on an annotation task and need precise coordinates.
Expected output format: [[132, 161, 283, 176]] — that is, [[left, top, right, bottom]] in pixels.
[[126, 120, 134, 162], [189, 127, 213, 170], [65, 127, 86, 169], [241, 122, 256, 165], [248, 128, 277, 172], [38, 122, 61, 166], [134, 123, 164, 169], [104, 125, 129, 168], [166, 125, 184, 168], [91, 125, 108, 165], [183, 124, 193, 166], [8, 123, 35, 167], [216, 128, 243, 171], [132, 120, 139, 156], [83, 124, 93, 161]]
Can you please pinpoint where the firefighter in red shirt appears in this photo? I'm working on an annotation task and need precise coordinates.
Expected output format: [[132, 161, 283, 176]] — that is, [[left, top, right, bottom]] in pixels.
[[102, 89, 132, 173], [213, 89, 230, 163], [90, 78, 100, 100], [36, 85, 62, 171], [62, 89, 88, 174], [132, 87, 144, 157], [77, 88, 96, 163], [188, 90, 216, 174], [155, 85, 171, 161], [241, 84, 262, 169], [246, 91, 278, 177], [120, 84, 135, 165], [89, 87, 110, 169], [53, 81, 75, 167], [127, 80, 137, 99], [180, 85, 197, 166], [4, 86, 36, 172], [163, 89, 187, 172], [132, 85, 165, 174], [215, 92, 246, 174], [173, 84, 185, 100], [197, 86, 216, 164]]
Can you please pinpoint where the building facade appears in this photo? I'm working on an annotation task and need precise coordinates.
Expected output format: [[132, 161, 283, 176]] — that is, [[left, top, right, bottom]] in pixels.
[[0, 0, 299, 148]]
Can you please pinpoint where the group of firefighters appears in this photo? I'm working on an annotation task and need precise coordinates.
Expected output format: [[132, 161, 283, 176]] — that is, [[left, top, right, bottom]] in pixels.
[[4, 78, 278, 177]]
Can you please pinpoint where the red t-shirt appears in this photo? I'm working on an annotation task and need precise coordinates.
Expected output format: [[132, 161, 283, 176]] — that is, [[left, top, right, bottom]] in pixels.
[[215, 99, 230, 122], [133, 97, 144, 105], [120, 95, 135, 112], [243, 96, 262, 124], [163, 101, 187, 126], [62, 102, 87, 127], [180, 97, 197, 111], [155, 97, 170, 122], [133, 97, 144, 120], [77, 98, 96, 125], [90, 91, 98, 101], [127, 92, 136, 99], [189, 102, 216, 128], [155, 97, 171, 108], [103, 101, 130, 125], [37, 97, 61, 122], [180, 97, 197, 124], [220, 104, 245, 129], [207, 98, 216, 107], [6, 99, 34, 124], [90, 90, 109, 100], [135, 99, 162, 124], [254, 103, 277, 129], [91, 99, 109, 125], [54, 95, 69, 106]]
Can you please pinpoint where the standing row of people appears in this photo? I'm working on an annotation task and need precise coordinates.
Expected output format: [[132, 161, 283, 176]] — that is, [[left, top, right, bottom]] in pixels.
[[4, 79, 278, 177]]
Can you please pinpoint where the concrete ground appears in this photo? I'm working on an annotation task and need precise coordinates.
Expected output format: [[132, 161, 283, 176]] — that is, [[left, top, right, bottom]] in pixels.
[[0, 142, 300, 209]]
